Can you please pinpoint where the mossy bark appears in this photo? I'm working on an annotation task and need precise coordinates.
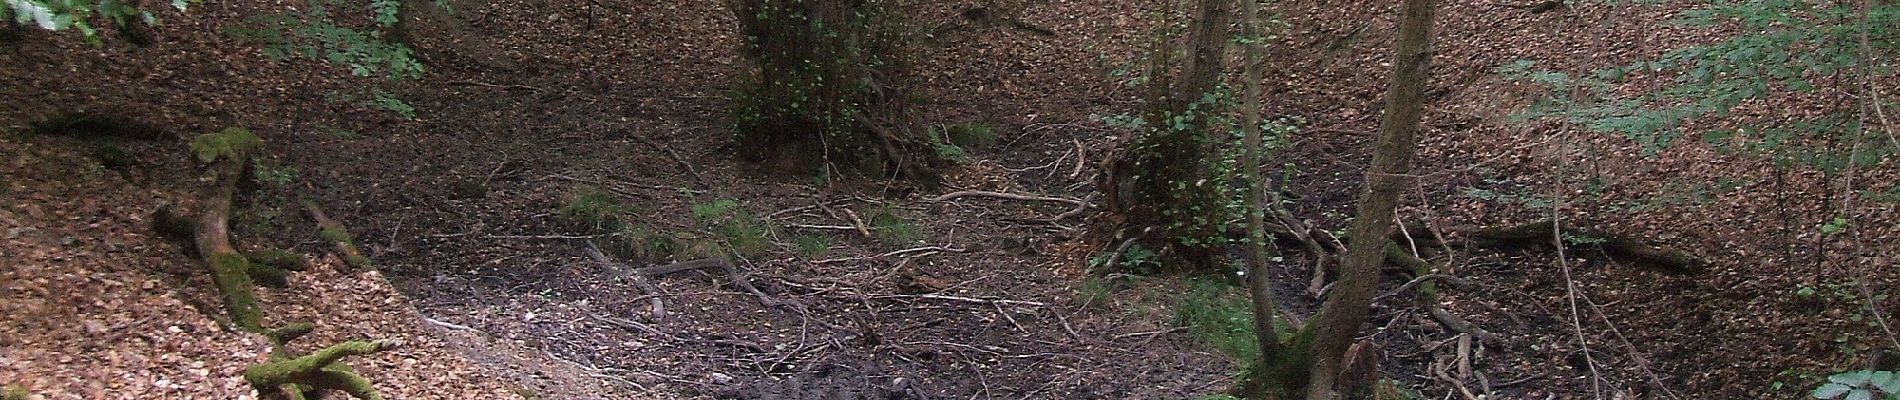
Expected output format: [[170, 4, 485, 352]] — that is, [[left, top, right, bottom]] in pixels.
[[246, 340, 396, 400], [1299, 0, 1436, 397], [191, 129, 266, 331], [306, 201, 373, 270]]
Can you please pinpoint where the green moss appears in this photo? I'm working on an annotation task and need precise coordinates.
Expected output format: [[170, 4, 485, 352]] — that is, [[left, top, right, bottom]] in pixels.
[[318, 227, 354, 245], [249, 262, 291, 288], [190, 127, 262, 163], [4, 384, 30, 400], [209, 252, 264, 331], [248, 248, 307, 271], [245, 340, 391, 400], [343, 254, 372, 268], [793, 235, 831, 258], [267, 322, 316, 346]]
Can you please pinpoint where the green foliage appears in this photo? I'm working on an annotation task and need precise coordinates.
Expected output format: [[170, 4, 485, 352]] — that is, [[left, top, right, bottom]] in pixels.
[[1499, 2, 1900, 170], [691, 199, 773, 258], [3, 0, 166, 45], [866, 204, 922, 247], [792, 234, 831, 258], [367, 89, 416, 120], [224, 0, 423, 79], [559, 186, 631, 231], [728, 0, 923, 170], [1812, 370, 1900, 400], [1088, 242, 1161, 273], [190, 127, 261, 163]]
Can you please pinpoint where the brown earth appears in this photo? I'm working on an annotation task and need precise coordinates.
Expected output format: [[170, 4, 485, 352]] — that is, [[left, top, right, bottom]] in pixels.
[[3, 0, 1897, 399]]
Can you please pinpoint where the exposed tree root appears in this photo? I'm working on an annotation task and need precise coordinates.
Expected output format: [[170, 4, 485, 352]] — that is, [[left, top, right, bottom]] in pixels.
[[305, 201, 373, 270], [246, 337, 403, 400], [189, 128, 266, 331]]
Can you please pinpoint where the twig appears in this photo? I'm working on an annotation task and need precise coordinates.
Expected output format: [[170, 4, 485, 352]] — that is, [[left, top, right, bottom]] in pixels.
[[871, 293, 1048, 307], [928, 190, 1086, 205], [584, 242, 667, 320], [629, 132, 710, 190]]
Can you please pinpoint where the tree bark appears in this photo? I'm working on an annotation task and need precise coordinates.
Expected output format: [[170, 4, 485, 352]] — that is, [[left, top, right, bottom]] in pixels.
[[194, 135, 264, 331], [1238, 0, 1285, 374], [1302, 0, 1436, 397], [1097, 0, 1236, 271]]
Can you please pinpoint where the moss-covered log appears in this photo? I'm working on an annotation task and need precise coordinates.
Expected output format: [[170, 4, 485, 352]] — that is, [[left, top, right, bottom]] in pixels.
[[190, 128, 266, 331], [304, 201, 373, 270], [246, 339, 401, 400]]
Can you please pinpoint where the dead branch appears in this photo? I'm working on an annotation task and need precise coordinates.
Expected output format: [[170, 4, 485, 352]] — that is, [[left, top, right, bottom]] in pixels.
[[584, 242, 667, 320], [929, 190, 1086, 205]]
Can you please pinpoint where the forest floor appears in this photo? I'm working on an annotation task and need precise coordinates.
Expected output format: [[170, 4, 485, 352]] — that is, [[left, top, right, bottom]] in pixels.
[[3, 0, 1897, 399]]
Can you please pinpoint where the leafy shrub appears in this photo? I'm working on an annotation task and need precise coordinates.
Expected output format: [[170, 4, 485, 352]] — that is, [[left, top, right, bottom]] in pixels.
[[224, 0, 422, 79], [1813, 370, 1900, 400]]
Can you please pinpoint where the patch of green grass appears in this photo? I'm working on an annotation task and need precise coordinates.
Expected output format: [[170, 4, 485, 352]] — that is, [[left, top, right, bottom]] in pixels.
[[926, 123, 997, 164], [867, 204, 922, 247], [559, 186, 632, 231], [1074, 274, 1132, 309], [1175, 277, 1266, 362], [317, 125, 358, 139], [793, 234, 832, 258], [691, 199, 774, 258], [940, 123, 997, 148]]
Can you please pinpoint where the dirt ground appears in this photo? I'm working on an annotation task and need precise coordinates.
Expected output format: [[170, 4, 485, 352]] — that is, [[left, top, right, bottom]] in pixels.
[[3, 0, 1897, 398]]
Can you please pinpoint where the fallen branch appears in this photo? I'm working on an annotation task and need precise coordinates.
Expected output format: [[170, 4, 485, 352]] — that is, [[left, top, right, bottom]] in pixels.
[[246, 339, 403, 400], [583, 242, 667, 320], [304, 201, 372, 270], [929, 190, 1086, 205]]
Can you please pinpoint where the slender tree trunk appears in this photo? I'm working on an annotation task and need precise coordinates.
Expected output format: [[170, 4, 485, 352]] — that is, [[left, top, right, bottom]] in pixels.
[[1238, 0, 1284, 368], [1302, 0, 1436, 397]]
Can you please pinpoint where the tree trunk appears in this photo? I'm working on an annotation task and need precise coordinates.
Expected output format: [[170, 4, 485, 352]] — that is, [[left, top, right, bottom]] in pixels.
[[1302, 0, 1436, 397], [1098, 0, 1236, 271], [728, 0, 941, 181], [1237, 0, 1286, 383]]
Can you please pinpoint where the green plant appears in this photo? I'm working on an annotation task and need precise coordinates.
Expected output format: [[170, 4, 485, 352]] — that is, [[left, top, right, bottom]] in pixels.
[[691, 199, 773, 258], [1175, 277, 1264, 361], [792, 234, 831, 258], [1813, 370, 1900, 400], [866, 204, 922, 247], [559, 186, 631, 231], [2, 0, 165, 45], [224, 0, 423, 79], [367, 89, 416, 120]]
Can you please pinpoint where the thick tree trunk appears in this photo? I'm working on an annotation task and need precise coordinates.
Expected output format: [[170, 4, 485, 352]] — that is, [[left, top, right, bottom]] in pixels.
[[1302, 0, 1436, 397]]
